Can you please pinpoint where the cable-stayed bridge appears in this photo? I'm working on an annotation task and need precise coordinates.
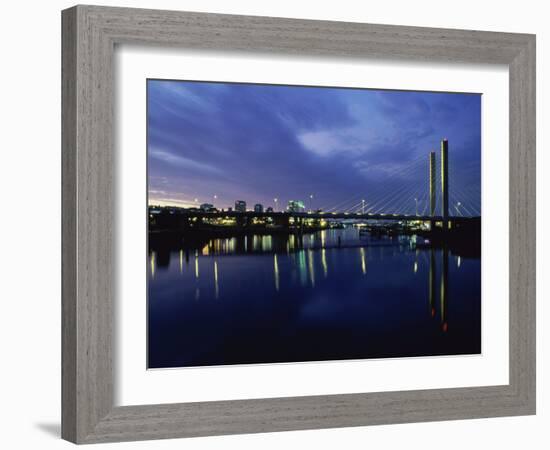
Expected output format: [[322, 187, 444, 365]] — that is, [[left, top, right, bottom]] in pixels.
[[316, 139, 480, 219], [151, 139, 480, 230]]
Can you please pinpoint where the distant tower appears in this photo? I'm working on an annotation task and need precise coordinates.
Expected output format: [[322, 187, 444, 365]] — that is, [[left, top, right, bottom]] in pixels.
[[441, 139, 449, 221], [429, 151, 436, 216], [235, 200, 247, 212]]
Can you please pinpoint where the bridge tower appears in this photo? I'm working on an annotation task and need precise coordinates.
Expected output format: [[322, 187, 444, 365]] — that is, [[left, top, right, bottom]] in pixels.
[[441, 139, 449, 222], [429, 151, 436, 216]]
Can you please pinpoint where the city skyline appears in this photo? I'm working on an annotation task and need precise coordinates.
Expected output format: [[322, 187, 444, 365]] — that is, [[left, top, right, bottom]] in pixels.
[[147, 80, 481, 215]]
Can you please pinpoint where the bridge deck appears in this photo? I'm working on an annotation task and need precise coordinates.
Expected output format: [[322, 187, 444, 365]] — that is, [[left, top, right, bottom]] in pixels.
[[152, 210, 479, 222]]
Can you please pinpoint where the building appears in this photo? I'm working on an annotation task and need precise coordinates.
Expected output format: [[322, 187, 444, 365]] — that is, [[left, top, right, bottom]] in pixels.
[[287, 200, 305, 213], [200, 203, 214, 211], [235, 200, 246, 212], [265, 206, 274, 213], [254, 203, 263, 213]]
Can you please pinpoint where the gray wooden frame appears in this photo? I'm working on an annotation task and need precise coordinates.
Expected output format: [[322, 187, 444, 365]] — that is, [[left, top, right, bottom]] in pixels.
[[62, 4, 536, 444]]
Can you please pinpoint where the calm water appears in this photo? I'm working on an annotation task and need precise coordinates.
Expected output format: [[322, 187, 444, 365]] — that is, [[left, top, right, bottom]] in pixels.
[[148, 228, 481, 368]]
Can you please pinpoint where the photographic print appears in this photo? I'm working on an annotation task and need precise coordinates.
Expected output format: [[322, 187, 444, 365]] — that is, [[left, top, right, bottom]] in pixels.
[[147, 80, 481, 369]]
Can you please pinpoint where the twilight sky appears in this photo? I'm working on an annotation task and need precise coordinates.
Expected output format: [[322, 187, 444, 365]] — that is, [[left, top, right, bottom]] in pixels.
[[147, 80, 481, 216]]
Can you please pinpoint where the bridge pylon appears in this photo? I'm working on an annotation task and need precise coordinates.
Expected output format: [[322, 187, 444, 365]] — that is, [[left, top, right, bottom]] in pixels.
[[441, 139, 449, 224], [429, 151, 436, 217]]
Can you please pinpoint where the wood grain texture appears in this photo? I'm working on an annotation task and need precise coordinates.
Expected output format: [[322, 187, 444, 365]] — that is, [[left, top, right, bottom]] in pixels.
[[61, 5, 536, 444], [61, 7, 77, 443], [508, 36, 536, 408]]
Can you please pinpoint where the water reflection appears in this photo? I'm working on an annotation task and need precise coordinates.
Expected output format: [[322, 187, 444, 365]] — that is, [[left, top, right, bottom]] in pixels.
[[148, 228, 480, 368], [194, 252, 199, 279], [150, 252, 155, 278], [360, 247, 367, 275], [297, 250, 307, 287], [308, 249, 315, 287], [214, 260, 219, 299], [273, 254, 280, 292], [429, 249, 436, 317], [441, 246, 449, 332], [321, 248, 328, 278]]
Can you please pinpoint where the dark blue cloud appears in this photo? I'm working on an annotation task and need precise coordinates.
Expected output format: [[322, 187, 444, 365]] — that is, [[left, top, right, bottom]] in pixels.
[[147, 80, 481, 216]]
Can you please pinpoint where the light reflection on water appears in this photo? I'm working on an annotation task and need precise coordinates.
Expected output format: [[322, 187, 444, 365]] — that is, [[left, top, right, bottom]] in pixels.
[[148, 228, 481, 368]]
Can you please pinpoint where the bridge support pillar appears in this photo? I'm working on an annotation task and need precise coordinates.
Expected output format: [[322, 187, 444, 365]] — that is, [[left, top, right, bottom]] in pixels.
[[441, 139, 449, 227], [429, 151, 436, 217]]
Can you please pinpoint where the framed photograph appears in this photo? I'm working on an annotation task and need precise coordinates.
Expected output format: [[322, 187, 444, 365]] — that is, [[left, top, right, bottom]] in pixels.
[[146, 81, 483, 368], [62, 5, 536, 444]]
